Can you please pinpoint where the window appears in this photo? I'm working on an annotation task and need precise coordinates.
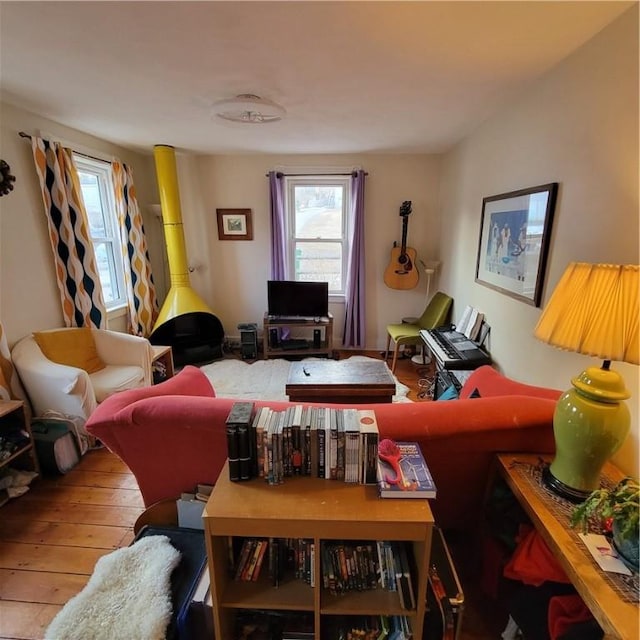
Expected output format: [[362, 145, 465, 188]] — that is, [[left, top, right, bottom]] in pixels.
[[285, 176, 350, 295], [74, 155, 126, 310]]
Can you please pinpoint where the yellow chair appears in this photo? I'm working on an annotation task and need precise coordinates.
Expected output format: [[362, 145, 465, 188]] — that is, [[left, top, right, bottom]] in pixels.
[[385, 292, 453, 372]]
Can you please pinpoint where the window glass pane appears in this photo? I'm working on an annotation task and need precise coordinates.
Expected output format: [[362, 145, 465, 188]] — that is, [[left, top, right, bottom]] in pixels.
[[74, 154, 126, 310], [78, 172, 107, 238], [93, 242, 119, 303], [295, 241, 342, 291], [294, 185, 343, 239]]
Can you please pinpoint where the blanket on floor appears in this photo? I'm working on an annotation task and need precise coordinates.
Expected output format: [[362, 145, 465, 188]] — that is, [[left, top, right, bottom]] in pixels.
[[45, 535, 180, 640]]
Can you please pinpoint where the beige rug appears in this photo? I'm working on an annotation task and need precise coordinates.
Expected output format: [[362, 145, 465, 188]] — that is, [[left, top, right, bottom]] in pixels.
[[200, 355, 411, 402]]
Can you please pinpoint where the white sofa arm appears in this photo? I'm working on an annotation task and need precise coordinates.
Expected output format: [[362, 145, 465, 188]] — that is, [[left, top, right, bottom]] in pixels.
[[10, 335, 98, 419], [92, 330, 154, 386]]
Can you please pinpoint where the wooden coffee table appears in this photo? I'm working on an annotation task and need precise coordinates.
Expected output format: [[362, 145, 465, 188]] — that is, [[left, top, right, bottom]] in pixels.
[[285, 359, 396, 403]]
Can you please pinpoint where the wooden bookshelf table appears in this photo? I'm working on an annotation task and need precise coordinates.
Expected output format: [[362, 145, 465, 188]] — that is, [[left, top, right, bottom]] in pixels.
[[286, 359, 396, 404], [495, 454, 638, 640], [203, 461, 434, 639], [151, 345, 174, 384]]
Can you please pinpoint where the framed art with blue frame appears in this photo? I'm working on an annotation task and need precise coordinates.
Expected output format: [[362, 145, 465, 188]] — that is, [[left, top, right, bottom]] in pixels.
[[475, 183, 558, 307]]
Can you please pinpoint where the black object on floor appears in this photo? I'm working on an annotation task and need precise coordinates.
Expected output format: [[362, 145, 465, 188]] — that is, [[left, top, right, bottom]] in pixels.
[[133, 525, 207, 640]]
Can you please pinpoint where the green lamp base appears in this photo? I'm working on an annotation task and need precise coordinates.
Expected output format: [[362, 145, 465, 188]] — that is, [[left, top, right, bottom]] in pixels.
[[544, 363, 631, 503], [542, 465, 592, 503]]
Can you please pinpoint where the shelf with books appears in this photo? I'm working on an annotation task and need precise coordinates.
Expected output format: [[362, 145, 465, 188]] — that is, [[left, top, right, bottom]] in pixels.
[[203, 466, 434, 639], [322, 614, 413, 640]]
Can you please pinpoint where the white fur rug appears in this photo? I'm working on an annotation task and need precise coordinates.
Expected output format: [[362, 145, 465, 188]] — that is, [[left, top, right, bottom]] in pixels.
[[200, 355, 411, 402], [45, 535, 180, 640]]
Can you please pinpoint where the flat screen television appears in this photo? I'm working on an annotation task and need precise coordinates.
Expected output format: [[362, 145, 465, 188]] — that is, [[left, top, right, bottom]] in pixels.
[[267, 280, 329, 318]]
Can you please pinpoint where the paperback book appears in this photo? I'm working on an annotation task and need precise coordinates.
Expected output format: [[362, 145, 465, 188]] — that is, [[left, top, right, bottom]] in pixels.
[[376, 441, 437, 499]]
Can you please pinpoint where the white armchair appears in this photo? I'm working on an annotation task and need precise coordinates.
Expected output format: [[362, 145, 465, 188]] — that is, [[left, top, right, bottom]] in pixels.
[[11, 328, 154, 421]]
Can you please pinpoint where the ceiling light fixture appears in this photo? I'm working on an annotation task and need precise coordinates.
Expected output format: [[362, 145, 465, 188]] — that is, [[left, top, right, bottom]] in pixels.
[[212, 94, 286, 124]]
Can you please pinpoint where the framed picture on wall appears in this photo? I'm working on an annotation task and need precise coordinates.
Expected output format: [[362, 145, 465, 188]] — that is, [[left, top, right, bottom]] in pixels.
[[475, 183, 558, 307], [216, 208, 253, 240]]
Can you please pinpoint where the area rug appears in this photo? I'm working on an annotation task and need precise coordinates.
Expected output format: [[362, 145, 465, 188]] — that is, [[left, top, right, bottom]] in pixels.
[[200, 355, 411, 402], [45, 535, 180, 640]]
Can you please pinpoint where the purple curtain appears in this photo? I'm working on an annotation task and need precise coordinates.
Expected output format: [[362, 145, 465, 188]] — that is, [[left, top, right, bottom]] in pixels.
[[342, 170, 366, 347], [269, 171, 287, 279]]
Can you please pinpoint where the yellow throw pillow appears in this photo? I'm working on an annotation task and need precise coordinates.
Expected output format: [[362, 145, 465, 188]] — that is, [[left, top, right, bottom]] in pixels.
[[33, 328, 106, 374]]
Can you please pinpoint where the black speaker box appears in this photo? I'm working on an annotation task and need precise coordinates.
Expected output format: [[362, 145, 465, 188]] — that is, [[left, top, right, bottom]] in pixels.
[[313, 329, 321, 348], [269, 328, 279, 348], [240, 330, 257, 360]]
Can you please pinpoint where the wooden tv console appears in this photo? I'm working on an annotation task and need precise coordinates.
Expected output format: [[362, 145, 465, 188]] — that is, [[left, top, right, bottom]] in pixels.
[[263, 312, 334, 359]]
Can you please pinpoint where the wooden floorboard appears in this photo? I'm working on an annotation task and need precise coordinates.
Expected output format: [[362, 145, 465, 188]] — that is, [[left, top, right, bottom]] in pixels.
[[0, 445, 138, 640], [0, 350, 506, 640]]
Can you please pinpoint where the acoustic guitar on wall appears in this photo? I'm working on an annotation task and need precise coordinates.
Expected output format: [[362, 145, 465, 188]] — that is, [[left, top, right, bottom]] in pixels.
[[384, 201, 419, 290]]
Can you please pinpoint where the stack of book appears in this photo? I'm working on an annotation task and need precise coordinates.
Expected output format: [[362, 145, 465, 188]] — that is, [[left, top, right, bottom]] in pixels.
[[225, 403, 380, 486], [325, 614, 413, 640], [320, 540, 415, 609], [230, 537, 316, 587]]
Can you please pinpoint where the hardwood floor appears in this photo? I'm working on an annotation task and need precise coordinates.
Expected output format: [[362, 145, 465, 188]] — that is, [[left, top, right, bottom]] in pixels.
[[0, 449, 141, 639], [0, 350, 506, 640]]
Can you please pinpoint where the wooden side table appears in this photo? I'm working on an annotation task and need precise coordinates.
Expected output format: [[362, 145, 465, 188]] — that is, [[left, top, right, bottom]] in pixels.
[[495, 453, 637, 640], [151, 345, 175, 384]]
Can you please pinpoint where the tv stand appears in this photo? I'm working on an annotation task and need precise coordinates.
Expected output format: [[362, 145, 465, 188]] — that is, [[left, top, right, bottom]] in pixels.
[[263, 312, 334, 359]]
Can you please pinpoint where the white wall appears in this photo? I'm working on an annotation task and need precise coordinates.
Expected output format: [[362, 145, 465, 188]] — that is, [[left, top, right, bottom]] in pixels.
[[0, 103, 163, 339], [438, 7, 639, 476], [179, 153, 441, 348]]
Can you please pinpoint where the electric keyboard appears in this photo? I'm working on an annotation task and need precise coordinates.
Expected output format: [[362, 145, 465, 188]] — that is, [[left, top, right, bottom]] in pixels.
[[419, 328, 491, 370]]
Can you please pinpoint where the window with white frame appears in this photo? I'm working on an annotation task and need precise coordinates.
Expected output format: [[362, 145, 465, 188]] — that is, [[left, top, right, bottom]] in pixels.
[[74, 155, 126, 310], [285, 176, 350, 295]]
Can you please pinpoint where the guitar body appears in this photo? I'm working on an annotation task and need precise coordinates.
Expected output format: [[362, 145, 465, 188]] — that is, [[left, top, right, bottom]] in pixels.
[[384, 200, 419, 290], [384, 245, 419, 289]]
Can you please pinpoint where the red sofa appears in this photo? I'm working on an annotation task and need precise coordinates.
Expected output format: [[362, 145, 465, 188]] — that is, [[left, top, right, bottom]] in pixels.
[[85, 364, 560, 531]]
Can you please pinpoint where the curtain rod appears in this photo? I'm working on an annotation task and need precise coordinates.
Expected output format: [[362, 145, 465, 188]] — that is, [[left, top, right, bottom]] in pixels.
[[265, 171, 367, 178], [18, 131, 111, 164]]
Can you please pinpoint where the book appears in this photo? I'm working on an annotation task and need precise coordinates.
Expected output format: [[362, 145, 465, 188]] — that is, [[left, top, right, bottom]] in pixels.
[[225, 421, 240, 482], [358, 409, 379, 485], [253, 407, 271, 479], [226, 402, 255, 481], [376, 441, 437, 499]]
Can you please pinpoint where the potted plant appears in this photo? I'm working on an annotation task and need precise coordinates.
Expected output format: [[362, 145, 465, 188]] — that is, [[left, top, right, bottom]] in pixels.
[[570, 477, 639, 572]]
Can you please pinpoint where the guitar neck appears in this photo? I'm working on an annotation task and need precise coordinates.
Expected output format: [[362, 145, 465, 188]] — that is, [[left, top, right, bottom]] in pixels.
[[400, 216, 409, 254]]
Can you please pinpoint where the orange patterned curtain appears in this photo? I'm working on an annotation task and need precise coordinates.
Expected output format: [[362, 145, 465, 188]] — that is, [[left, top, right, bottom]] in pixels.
[[30, 137, 106, 328], [111, 161, 158, 337]]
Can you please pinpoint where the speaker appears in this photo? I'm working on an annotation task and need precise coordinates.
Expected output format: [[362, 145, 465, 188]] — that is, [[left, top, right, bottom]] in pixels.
[[240, 330, 258, 360], [313, 329, 321, 348], [269, 328, 279, 348]]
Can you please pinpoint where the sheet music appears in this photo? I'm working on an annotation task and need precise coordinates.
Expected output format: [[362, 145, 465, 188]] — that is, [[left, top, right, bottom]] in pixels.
[[468, 312, 485, 341], [464, 308, 479, 339], [456, 305, 473, 336]]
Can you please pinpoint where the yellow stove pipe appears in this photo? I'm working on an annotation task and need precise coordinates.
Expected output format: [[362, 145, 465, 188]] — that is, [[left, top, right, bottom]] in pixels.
[[152, 144, 214, 331]]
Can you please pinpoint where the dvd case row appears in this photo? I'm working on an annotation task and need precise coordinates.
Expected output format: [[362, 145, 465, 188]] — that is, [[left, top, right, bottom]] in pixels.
[[225, 403, 380, 485]]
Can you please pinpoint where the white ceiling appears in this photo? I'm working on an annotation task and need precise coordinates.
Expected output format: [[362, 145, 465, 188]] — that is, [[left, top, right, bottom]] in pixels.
[[0, 1, 634, 155]]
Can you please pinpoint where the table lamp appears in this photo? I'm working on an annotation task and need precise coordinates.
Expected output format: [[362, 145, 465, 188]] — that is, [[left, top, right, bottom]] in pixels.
[[534, 262, 639, 502]]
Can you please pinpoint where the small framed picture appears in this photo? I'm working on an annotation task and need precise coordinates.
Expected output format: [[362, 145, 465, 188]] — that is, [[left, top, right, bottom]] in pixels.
[[216, 208, 253, 240], [475, 183, 558, 307]]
